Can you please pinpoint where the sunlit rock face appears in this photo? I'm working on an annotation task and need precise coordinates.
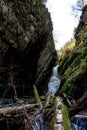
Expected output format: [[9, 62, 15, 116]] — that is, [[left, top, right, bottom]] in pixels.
[[0, 0, 56, 97]]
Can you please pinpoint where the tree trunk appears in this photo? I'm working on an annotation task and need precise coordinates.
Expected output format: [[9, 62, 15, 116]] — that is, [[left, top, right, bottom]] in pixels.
[[33, 85, 42, 108], [0, 104, 38, 116]]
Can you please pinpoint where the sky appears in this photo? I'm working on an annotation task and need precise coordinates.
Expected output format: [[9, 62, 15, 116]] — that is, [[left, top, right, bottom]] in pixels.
[[46, 0, 81, 50]]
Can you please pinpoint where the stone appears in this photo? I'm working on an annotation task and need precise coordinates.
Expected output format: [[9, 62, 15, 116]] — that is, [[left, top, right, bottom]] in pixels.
[[0, 0, 56, 97]]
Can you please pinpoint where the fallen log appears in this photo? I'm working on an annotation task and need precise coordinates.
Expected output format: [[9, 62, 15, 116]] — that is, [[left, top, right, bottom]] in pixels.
[[33, 85, 42, 108], [53, 97, 64, 130], [63, 93, 72, 107], [50, 97, 71, 130], [0, 104, 38, 116], [69, 91, 87, 117], [45, 92, 52, 107], [76, 91, 87, 108], [44, 91, 55, 109]]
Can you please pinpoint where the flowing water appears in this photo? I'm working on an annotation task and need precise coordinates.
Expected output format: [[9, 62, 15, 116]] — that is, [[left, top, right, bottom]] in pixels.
[[47, 65, 60, 96], [34, 116, 49, 130], [46, 66, 87, 130], [0, 66, 60, 130], [71, 112, 87, 130], [1, 65, 87, 130], [35, 65, 60, 130]]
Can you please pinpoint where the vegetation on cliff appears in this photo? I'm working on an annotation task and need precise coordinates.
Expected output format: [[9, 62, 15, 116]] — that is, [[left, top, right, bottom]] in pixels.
[[0, 0, 56, 97], [58, 5, 87, 101], [0, 1, 57, 129]]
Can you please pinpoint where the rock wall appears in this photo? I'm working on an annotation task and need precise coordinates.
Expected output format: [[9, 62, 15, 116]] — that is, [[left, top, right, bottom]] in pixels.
[[0, 0, 56, 97], [58, 5, 87, 101]]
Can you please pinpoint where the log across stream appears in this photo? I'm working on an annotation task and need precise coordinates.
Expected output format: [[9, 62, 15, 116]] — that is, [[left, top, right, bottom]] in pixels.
[[1, 65, 86, 130], [0, 65, 62, 130]]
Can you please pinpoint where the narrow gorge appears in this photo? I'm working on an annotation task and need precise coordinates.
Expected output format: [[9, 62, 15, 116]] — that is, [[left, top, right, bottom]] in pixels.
[[0, 0, 87, 130]]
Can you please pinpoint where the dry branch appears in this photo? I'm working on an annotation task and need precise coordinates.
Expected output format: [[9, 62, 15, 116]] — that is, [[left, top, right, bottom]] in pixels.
[[45, 92, 52, 108], [0, 104, 38, 116], [33, 85, 42, 108], [22, 103, 35, 130], [9, 65, 18, 101]]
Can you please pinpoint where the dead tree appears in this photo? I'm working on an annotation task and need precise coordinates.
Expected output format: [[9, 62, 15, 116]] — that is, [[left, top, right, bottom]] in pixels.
[[8, 65, 18, 101]]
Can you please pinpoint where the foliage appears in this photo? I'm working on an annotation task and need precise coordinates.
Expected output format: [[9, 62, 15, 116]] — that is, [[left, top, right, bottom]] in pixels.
[[2, 99, 10, 104], [76, 0, 86, 10], [36, 7, 45, 20], [71, 0, 87, 18], [57, 38, 75, 61], [58, 19, 87, 96], [62, 103, 72, 130]]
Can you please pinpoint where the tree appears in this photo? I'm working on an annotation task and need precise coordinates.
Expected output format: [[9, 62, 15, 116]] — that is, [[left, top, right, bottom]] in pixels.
[[8, 65, 18, 101], [71, 0, 87, 18], [76, 0, 87, 10]]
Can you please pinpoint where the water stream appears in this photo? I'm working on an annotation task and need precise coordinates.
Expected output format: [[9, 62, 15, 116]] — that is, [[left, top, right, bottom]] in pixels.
[[47, 65, 60, 96], [35, 65, 60, 130], [34, 116, 49, 130], [0, 65, 87, 130], [71, 112, 87, 130], [46, 65, 87, 130]]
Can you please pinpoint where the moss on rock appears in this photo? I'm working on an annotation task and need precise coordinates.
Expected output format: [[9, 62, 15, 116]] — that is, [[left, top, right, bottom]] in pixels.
[[58, 6, 87, 99], [0, 0, 56, 97], [62, 103, 72, 130]]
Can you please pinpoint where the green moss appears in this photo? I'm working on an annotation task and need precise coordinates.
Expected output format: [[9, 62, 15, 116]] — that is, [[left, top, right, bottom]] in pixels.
[[59, 40, 87, 94], [4, 33, 15, 44], [2, 99, 10, 104], [49, 99, 72, 130], [33, 85, 42, 107], [60, 57, 87, 94], [32, 0, 41, 4], [61, 81, 73, 93], [36, 8, 45, 20], [85, 56, 87, 61], [62, 103, 72, 130], [82, 47, 87, 58]]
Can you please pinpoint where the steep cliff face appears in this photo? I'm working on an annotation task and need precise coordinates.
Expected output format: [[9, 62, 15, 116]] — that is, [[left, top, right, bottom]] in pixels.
[[0, 0, 56, 97], [58, 5, 87, 101]]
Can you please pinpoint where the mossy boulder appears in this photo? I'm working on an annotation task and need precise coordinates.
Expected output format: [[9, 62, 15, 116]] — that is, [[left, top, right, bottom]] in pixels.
[[62, 103, 72, 130]]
